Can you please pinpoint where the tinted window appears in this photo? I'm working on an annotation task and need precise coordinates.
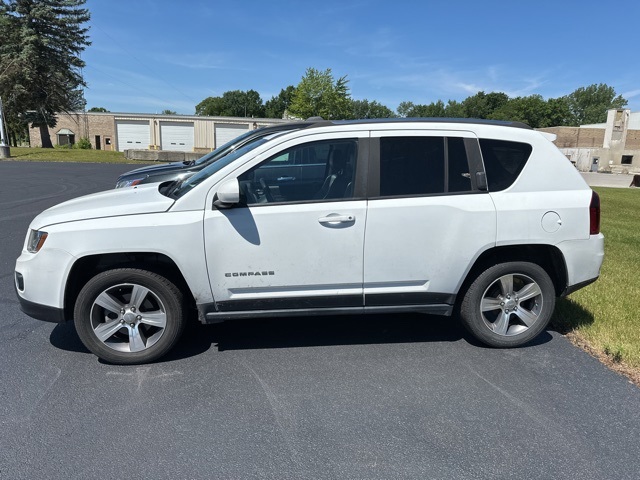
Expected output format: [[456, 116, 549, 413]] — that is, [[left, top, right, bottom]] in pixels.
[[479, 139, 532, 191], [448, 137, 472, 193], [379, 136, 473, 197], [239, 139, 357, 205], [380, 137, 445, 196]]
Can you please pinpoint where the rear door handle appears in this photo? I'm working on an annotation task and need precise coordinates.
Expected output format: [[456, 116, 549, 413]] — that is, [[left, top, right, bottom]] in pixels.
[[318, 214, 355, 224]]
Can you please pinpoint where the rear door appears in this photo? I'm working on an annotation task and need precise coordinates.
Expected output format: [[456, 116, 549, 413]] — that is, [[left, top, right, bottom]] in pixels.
[[363, 130, 496, 311]]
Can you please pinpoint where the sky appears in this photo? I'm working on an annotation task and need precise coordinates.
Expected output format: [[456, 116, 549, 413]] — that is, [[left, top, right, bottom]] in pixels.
[[82, 0, 640, 116]]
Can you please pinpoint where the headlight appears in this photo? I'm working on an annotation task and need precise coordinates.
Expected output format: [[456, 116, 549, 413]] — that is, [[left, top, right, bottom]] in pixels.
[[115, 177, 145, 188], [27, 230, 48, 253]]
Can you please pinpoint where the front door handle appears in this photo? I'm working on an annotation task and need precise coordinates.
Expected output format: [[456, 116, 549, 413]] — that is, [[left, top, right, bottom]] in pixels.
[[318, 214, 355, 224]]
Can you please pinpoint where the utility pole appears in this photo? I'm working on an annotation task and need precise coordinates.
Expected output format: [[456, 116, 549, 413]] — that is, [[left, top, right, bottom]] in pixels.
[[0, 96, 10, 158]]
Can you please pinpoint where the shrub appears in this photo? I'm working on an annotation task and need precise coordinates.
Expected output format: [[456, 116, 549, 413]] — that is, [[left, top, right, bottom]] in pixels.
[[74, 137, 92, 149]]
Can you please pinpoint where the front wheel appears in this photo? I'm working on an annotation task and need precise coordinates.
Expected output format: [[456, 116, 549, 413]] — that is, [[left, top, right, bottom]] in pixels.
[[460, 262, 555, 348], [74, 269, 186, 364]]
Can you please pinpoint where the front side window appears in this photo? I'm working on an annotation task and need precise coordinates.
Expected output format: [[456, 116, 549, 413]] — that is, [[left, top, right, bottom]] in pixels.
[[238, 139, 357, 205]]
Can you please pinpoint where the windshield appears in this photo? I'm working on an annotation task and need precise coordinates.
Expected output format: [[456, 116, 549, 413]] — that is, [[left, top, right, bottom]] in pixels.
[[193, 129, 259, 166], [171, 136, 273, 199]]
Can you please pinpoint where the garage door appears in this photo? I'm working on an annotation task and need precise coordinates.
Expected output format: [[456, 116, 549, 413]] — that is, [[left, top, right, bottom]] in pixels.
[[160, 122, 194, 152], [215, 124, 249, 148], [116, 120, 151, 151]]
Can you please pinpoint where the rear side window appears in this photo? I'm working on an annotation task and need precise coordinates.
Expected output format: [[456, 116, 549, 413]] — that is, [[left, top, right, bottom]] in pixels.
[[479, 139, 532, 191], [379, 136, 473, 197]]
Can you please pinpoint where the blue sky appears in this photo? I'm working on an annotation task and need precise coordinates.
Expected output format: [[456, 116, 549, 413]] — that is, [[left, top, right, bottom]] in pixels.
[[83, 0, 640, 115]]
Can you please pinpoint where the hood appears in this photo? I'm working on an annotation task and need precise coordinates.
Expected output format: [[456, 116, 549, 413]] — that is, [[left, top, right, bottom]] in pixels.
[[31, 183, 175, 229], [119, 161, 194, 178]]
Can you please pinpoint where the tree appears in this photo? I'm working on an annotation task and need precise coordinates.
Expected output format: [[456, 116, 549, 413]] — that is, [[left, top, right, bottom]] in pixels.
[[461, 91, 509, 119], [161, 109, 177, 115], [88, 107, 109, 112], [490, 95, 549, 128], [444, 100, 465, 118], [563, 83, 627, 126], [350, 99, 396, 119], [195, 96, 226, 116], [396, 101, 415, 118], [0, 0, 91, 148], [195, 90, 264, 117], [264, 86, 296, 119], [288, 68, 351, 120]]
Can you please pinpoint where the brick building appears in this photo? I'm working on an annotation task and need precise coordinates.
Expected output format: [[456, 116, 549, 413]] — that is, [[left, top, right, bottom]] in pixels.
[[538, 109, 640, 173], [29, 112, 288, 153]]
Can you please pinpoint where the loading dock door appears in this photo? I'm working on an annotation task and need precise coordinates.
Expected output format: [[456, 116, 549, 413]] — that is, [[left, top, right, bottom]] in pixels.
[[215, 124, 249, 148], [160, 122, 194, 152], [116, 120, 151, 151]]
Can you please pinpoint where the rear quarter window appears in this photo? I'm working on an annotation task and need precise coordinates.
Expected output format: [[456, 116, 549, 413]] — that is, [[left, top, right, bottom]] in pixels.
[[479, 139, 532, 191]]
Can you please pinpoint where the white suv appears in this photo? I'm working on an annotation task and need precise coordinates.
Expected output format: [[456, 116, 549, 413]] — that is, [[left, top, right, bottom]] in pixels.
[[15, 119, 604, 364]]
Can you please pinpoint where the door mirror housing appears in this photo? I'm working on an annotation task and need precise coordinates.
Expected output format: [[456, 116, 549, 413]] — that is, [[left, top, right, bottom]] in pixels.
[[213, 178, 240, 208]]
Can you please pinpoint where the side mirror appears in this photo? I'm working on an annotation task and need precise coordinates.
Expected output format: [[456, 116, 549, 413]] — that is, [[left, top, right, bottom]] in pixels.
[[213, 178, 240, 208]]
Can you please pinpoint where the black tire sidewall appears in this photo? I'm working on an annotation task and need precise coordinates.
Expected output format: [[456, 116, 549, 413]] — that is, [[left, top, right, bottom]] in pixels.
[[74, 269, 185, 364], [460, 262, 555, 348]]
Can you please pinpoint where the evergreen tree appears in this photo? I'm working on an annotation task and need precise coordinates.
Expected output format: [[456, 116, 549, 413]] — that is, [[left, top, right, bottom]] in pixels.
[[0, 0, 90, 147]]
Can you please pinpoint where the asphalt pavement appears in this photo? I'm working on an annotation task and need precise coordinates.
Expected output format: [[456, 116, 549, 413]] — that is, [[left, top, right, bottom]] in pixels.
[[1, 161, 639, 479]]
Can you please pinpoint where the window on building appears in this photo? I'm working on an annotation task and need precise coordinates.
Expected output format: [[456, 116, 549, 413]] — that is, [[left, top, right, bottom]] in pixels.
[[56, 128, 75, 146], [621, 155, 633, 165]]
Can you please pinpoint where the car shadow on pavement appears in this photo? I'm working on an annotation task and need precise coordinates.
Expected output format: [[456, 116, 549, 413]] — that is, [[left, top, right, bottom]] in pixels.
[[49, 312, 554, 364], [49, 321, 90, 354], [165, 312, 552, 362]]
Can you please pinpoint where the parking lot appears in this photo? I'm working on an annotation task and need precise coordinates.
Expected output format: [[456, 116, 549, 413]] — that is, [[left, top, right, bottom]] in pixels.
[[1, 161, 639, 479]]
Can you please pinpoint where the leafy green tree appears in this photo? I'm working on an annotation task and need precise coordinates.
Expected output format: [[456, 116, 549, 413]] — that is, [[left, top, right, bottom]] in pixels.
[[350, 99, 396, 119], [264, 86, 296, 119], [462, 91, 509, 119], [563, 83, 627, 126], [288, 68, 351, 120], [222, 89, 264, 117], [0, 0, 91, 148], [444, 100, 465, 118], [489, 95, 550, 128], [195, 90, 264, 117], [396, 101, 415, 118], [161, 109, 177, 115], [88, 107, 109, 112], [195, 96, 226, 116]]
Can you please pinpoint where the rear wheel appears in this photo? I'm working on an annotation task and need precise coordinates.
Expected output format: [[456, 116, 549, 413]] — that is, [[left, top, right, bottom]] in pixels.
[[74, 268, 186, 364], [460, 262, 555, 347]]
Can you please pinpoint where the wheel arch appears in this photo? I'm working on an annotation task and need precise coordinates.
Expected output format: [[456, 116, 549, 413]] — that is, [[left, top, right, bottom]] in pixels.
[[457, 244, 568, 302], [63, 252, 196, 321]]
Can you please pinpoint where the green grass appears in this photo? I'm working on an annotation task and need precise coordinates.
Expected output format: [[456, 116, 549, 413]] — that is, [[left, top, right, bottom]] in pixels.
[[552, 187, 640, 369], [5, 146, 136, 163]]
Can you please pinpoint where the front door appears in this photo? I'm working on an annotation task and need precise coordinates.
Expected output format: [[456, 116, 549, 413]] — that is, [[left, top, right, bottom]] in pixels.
[[204, 136, 367, 312]]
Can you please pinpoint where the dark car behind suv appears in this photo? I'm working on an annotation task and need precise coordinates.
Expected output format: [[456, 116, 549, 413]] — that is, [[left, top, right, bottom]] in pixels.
[[115, 120, 326, 188]]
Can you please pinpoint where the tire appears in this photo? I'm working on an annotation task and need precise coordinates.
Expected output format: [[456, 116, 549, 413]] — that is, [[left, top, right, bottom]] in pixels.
[[74, 268, 186, 364], [459, 262, 555, 348]]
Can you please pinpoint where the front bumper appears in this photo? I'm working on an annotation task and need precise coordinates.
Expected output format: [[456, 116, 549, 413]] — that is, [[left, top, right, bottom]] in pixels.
[[14, 247, 75, 322], [16, 281, 67, 322]]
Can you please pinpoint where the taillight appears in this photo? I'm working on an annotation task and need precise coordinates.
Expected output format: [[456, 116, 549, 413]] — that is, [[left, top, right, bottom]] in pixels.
[[589, 191, 600, 235]]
